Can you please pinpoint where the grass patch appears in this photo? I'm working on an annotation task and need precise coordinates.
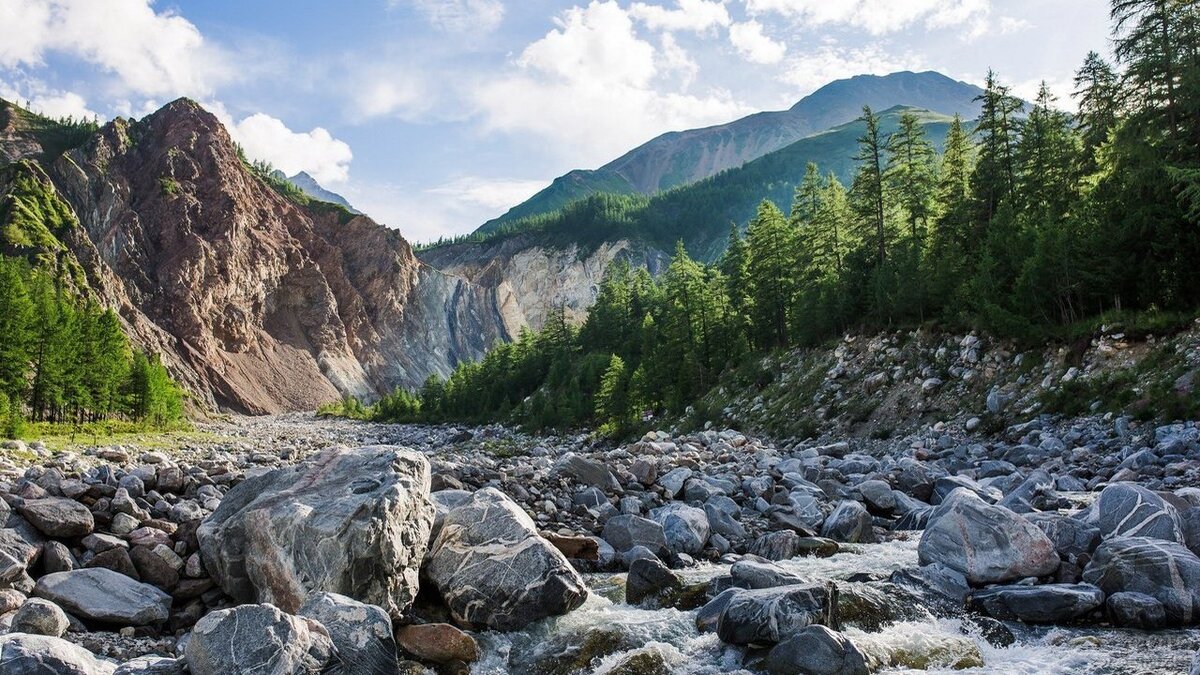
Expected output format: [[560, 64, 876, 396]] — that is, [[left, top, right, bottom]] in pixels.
[[14, 419, 223, 454]]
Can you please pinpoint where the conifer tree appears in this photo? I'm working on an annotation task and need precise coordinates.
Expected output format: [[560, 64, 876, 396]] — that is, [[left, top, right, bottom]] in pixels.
[[886, 111, 937, 243], [746, 201, 796, 349], [850, 106, 890, 266]]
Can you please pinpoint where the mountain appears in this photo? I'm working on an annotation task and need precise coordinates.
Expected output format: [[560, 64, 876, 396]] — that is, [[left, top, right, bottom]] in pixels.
[[477, 71, 983, 233], [278, 170, 361, 214], [0, 98, 514, 414]]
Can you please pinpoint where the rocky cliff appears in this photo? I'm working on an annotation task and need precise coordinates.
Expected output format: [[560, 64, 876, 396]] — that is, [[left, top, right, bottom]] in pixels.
[[1, 98, 510, 413]]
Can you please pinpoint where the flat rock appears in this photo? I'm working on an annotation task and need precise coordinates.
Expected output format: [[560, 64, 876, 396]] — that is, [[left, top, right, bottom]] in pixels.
[[967, 583, 1104, 623], [19, 498, 95, 538], [34, 568, 170, 626]]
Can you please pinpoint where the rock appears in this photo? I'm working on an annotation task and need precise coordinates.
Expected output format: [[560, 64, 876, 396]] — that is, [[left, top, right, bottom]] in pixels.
[[1026, 513, 1101, 563], [395, 622, 480, 664], [657, 468, 693, 498], [629, 459, 657, 486], [1106, 591, 1168, 629], [766, 625, 869, 675], [997, 470, 1064, 513], [602, 515, 669, 558], [1094, 483, 1183, 542], [185, 603, 338, 675], [19, 497, 95, 537], [716, 583, 838, 645], [967, 583, 1104, 623], [696, 588, 739, 633], [0, 633, 116, 675], [42, 541, 77, 573], [626, 557, 683, 607], [856, 481, 896, 515], [298, 592, 399, 674], [130, 546, 179, 589], [12, 597, 70, 636], [891, 563, 970, 604], [820, 501, 875, 544], [605, 647, 671, 675], [426, 487, 587, 631], [649, 503, 709, 555], [198, 445, 433, 617], [918, 489, 1059, 585], [85, 547, 140, 579], [731, 558, 805, 590], [749, 531, 838, 561], [544, 533, 600, 561], [558, 454, 620, 492], [704, 502, 747, 541], [34, 568, 170, 626], [1082, 537, 1200, 624], [113, 656, 186, 674]]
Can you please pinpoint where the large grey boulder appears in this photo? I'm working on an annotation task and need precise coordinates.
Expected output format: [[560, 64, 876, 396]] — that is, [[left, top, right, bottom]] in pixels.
[[1082, 537, 1200, 624], [717, 583, 838, 645], [198, 446, 433, 617], [33, 568, 170, 626], [557, 454, 620, 492], [820, 501, 875, 544], [19, 498, 95, 538], [602, 514, 669, 557], [766, 625, 870, 675], [1093, 483, 1183, 542], [12, 597, 70, 636], [967, 583, 1104, 623], [425, 487, 588, 630], [0, 633, 116, 675], [918, 489, 1059, 585], [185, 603, 338, 675], [649, 503, 709, 555], [298, 592, 398, 675]]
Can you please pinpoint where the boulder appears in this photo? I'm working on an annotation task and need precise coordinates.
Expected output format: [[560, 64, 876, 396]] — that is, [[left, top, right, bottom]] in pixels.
[[0, 633, 116, 675], [185, 603, 338, 675], [19, 498, 95, 538], [717, 583, 838, 645], [12, 597, 70, 636], [1026, 513, 1101, 563], [34, 568, 170, 626], [749, 531, 838, 561], [602, 515, 669, 557], [649, 503, 709, 555], [857, 481, 897, 515], [820, 501, 875, 544], [394, 623, 480, 665], [298, 592, 398, 674], [113, 656, 186, 674], [731, 558, 805, 590], [766, 625, 870, 675], [1094, 484, 1183, 542], [1082, 537, 1200, 624], [425, 487, 588, 631], [558, 454, 620, 492], [198, 446, 433, 617], [1106, 591, 1167, 629], [918, 489, 1059, 585], [967, 583, 1104, 623]]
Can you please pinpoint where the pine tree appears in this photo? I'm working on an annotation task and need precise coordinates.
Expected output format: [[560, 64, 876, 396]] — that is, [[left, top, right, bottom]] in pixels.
[[1073, 51, 1121, 162], [0, 259, 34, 403], [595, 354, 630, 430], [1016, 82, 1080, 221], [807, 175, 853, 280], [745, 201, 796, 349], [886, 111, 937, 243], [972, 70, 1024, 227], [850, 106, 890, 266], [790, 163, 825, 227]]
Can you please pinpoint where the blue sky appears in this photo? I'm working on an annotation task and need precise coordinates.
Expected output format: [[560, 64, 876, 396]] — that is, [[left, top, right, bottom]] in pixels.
[[0, 0, 1110, 242]]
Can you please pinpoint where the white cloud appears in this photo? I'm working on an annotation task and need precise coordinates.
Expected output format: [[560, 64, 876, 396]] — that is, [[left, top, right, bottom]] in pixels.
[[0, 0, 232, 98], [628, 0, 730, 33], [352, 72, 429, 121], [473, 1, 751, 165], [729, 20, 787, 65], [427, 176, 547, 211], [780, 44, 925, 93], [744, 0, 992, 36], [229, 113, 354, 185], [0, 78, 100, 120], [396, 0, 505, 33]]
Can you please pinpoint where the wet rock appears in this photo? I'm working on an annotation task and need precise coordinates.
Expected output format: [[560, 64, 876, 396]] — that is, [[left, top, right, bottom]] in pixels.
[[185, 603, 338, 675], [967, 583, 1104, 623], [649, 503, 709, 555], [820, 501, 875, 544], [34, 568, 171, 626], [19, 497, 95, 538], [717, 583, 838, 645], [602, 515, 669, 558], [626, 557, 683, 607], [395, 622, 480, 664], [918, 489, 1059, 585], [696, 588, 739, 633], [1106, 591, 1167, 629], [605, 647, 671, 675], [1093, 483, 1183, 543], [1026, 513, 1101, 563], [198, 445, 433, 617], [731, 558, 805, 590], [1082, 537, 1200, 624], [749, 531, 838, 561], [0, 633, 116, 674], [837, 583, 926, 631], [299, 592, 399, 674], [766, 625, 869, 675], [12, 597, 70, 636], [426, 487, 587, 631]]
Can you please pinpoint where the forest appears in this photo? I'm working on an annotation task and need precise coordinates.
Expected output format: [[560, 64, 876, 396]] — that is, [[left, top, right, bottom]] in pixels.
[[325, 0, 1200, 435]]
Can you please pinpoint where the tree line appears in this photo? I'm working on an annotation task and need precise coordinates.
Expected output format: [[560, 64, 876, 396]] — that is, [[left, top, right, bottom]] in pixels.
[[325, 0, 1200, 435], [0, 258, 185, 436]]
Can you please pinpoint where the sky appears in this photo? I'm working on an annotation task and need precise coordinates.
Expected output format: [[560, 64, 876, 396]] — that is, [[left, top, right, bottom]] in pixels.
[[0, 0, 1112, 243]]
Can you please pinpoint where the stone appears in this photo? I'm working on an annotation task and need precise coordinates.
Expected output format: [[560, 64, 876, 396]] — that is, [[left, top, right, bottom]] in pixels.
[[558, 454, 620, 492], [395, 623, 480, 664], [34, 568, 171, 626], [12, 597, 70, 637], [918, 489, 1059, 585], [967, 583, 1105, 623], [85, 547, 140, 579], [626, 557, 683, 607], [0, 633, 116, 675], [997, 470, 1065, 514], [298, 592, 399, 674], [717, 584, 838, 645], [857, 480, 896, 515], [130, 546, 179, 589], [1026, 513, 1101, 563], [766, 625, 870, 675], [1082, 537, 1200, 625], [1094, 483, 1183, 542], [820, 501, 875, 544], [657, 467, 693, 498], [749, 531, 838, 561], [1107, 592, 1168, 629], [426, 487, 587, 631], [185, 603, 338, 675], [704, 502, 747, 541], [19, 497, 95, 537], [649, 503, 709, 555], [198, 445, 433, 617], [602, 514, 669, 557], [42, 540, 77, 573], [113, 657, 186, 674]]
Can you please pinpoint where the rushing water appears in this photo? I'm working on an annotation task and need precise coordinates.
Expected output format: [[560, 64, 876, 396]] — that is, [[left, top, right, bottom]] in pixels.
[[469, 538, 1200, 675]]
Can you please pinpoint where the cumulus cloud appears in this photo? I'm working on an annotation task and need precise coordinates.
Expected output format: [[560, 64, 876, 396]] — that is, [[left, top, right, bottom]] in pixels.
[[729, 20, 787, 65], [780, 44, 925, 93], [744, 0, 992, 36], [427, 176, 547, 211], [230, 113, 354, 185], [395, 0, 505, 33], [628, 0, 730, 33], [473, 1, 751, 165], [0, 77, 100, 120]]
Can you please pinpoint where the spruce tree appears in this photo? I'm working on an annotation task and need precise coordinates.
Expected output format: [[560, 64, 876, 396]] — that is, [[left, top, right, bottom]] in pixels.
[[886, 111, 937, 243], [746, 201, 796, 349], [850, 106, 890, 266]]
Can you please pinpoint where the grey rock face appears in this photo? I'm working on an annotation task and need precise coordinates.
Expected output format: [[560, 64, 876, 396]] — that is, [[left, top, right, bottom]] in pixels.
[[298, 592, 399, 675], [967, 583, 1104, 623], [185, 603, 338, 675], [0, 633, 116, 675], [19, 498, 95, 537], [602, 514, 669, 557], [198, 446, 433, 617], [918, 489, 1059, 585], [1094, 483, 1183, 543], [426, 487, 588, 631], [12, 597, 70, 636], [1082, 537, 1200, 625], [820, 501, 875, 544], [649, 503, 709, 555], [716, 583, 838, 645], [34, 568, 171, 626], [766, 625, 870, 675]]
